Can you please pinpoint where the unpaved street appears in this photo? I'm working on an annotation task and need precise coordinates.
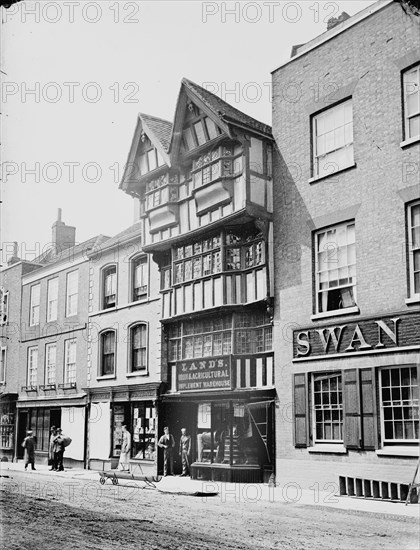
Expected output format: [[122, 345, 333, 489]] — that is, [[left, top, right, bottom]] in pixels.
[[1, 470, 418, 550]]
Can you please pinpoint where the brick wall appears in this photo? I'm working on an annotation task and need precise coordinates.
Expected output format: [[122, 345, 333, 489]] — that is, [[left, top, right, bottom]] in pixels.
[[272, 1, 420, 482]]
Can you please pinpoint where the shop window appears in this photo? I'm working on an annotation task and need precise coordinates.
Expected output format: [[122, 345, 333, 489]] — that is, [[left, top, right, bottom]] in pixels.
[[112, 404, 128, 458], [45, 343, 56, 385], [312, 99, 353, 178], [0, 401, 15, 449], [66, 270, 79, 317], [64, 339, 77, 384], [27, 347, 38, 387], [0, 287, 9, 326], [29, 284, 40, 326], [132, 403, 156, 460], [103, 266, 117, 309], [403, 64, 420, 141], [196, 402, 267, 466], [132, 256, 148, 301], [130, 324, 147, 373], [407, 201, 420, 298], [47, 278, 58, 322], [100, 331, 115, 376], [380, 366, 419, 443], [315, 221, 357, 314], [312, 373, 343, 442]]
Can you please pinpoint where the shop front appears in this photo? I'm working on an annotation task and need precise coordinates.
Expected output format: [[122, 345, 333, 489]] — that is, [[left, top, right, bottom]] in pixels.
[[15, 396, 86, 467], [162, 355, 275, 483], [0, 394, 17, 461], [86, 383, 162, 475]]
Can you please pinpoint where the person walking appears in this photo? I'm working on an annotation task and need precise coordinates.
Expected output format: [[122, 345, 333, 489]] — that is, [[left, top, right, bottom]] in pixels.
[[179, 428, 191, 477], [22, 430, 36, 471], [158, 426, 175, 476], [118, 425, 131, 472]]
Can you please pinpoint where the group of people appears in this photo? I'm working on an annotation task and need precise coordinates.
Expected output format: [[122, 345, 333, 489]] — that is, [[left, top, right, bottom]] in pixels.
[[21, 426, 70, 471], [158, 426, 191, 477]]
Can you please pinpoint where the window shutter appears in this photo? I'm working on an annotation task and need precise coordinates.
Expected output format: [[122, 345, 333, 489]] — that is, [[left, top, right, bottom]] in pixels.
[[293, 373, 309, 448], [360, 367, 378, 450], [343, 368, 361, 449]]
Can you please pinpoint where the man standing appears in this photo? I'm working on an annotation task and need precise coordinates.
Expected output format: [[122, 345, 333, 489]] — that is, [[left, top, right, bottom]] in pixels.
[[22, 430, 36, 471], [158, 426, 175, 476], [53, 428, 65, 471], [179, 428, 191, 477]]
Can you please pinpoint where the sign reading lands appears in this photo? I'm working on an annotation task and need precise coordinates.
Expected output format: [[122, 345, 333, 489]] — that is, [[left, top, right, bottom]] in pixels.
[[176, 357, 232, 392]]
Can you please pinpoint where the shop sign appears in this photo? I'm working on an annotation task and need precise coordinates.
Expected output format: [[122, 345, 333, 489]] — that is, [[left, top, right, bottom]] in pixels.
[[293, 312, 420, 359], [176, 357, 232, 392]]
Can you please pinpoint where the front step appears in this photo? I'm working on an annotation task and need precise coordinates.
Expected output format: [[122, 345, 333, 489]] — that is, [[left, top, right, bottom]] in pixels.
[[339, 476, 419, 503]]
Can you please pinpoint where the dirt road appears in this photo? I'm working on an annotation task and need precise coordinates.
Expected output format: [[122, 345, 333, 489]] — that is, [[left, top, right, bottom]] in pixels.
[[1, 470, 418, 550]]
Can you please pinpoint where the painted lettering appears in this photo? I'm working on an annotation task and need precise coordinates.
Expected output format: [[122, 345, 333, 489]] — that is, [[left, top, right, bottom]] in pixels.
[[375, 318, 400, 348], [344, 324, 372, 352], [296, 331, 311, 356], [316, 325, 345, 353]]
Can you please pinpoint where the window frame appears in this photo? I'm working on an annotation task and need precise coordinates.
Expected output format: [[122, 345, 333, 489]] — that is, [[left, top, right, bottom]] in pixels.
[[65, 270, 79, 317], [314, 220, 357, 315], [47, 277, 58, 322], [27, 346, 38, 387], [102, 265, 117, 310], [132, 255, 149, 302], [45, 343, 57, 385], [0, 347, 6, 383], [311, 372, 344, 444], [129, 323, 148, 374], [379, 366, 419, 445], [402, 64, 420, 142], [29, 284, 40, 326], [407, 200, 420, 299], [311, 98, 354, 179], [0, 287, 9, 326], [64, 338, 77, 384], [99, 330, 116, 377]]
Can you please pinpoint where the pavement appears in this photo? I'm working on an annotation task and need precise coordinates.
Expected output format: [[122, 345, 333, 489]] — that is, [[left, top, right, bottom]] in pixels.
[[1, 460, 419, 519]]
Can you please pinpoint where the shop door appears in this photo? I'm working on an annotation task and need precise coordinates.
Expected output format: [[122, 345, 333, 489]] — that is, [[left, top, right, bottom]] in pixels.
[[50, 409, 61, 430], [16, 411, 28, 459], [161, 401, 196, 474]]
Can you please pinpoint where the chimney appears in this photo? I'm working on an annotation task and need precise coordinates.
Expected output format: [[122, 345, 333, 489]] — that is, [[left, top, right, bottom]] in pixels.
[[52, 209, 76, 252], [7, 241, 20, 266], [327, 11, 350, 30]]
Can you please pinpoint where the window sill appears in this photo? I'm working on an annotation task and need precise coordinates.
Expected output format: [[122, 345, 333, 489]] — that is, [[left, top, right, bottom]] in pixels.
[[126, 372, 149, 378], [308, 444, 347, 454], [376, 446, 419, 457], [400, 136, 420, 148], [96, 375, 116, 381], [405, 296, 420, 305], [308, 163, 356, 184], [311, 306, 360, 321]]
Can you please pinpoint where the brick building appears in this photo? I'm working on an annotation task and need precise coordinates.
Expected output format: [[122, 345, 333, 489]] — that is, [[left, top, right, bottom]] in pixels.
[[0, 246, 41, 461], [272, 0, 420, 497], [120, 79, 276, 481], [17, 211, 108, 468], [84, 222, 162, 474]]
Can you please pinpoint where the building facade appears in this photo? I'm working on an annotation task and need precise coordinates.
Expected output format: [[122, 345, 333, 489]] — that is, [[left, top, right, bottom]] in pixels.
[[85, 222, 162, 474], [16, 212, 108, 467], [0, 246, 41, 461], [272, 0, 420, 495], [120, 79, 276, 482]]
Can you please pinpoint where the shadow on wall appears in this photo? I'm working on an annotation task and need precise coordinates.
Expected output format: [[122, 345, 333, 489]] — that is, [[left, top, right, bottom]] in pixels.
[[272, 144, 312, 293]]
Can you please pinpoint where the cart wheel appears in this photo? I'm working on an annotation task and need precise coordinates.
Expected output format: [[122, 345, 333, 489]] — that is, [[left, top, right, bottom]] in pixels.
[[112, 476, 118, 485], [99, 476, 105, 485]]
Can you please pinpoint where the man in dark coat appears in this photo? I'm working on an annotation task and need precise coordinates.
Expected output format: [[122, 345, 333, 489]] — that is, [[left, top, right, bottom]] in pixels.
[[53, 428, 65, 471], [158, 426, 175, 476], [22, 430, 36, 471]]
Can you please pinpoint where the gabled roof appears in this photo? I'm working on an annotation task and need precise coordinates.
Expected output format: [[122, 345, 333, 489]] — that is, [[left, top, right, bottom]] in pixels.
[[181, 78, 272, 138], [139, 113, 172, 152], [90, 220, 142, 254], [33, 234, 110, 266]]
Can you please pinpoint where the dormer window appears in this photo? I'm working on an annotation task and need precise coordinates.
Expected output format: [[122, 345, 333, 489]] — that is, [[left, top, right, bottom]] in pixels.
[[182, 116, 222, 152], [103, 266, 117, 309], [138, 145, 165, 176]]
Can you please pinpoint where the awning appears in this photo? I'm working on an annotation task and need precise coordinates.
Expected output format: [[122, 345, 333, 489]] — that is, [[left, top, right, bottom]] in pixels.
[[17, 395, 87, 408]]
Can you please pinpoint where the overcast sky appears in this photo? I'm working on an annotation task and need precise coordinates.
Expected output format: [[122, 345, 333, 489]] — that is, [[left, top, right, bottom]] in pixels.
[[1, 0, 377, 263]]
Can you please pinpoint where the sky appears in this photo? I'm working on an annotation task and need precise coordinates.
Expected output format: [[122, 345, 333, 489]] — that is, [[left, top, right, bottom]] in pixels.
[[1, 0, 377, 263]]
